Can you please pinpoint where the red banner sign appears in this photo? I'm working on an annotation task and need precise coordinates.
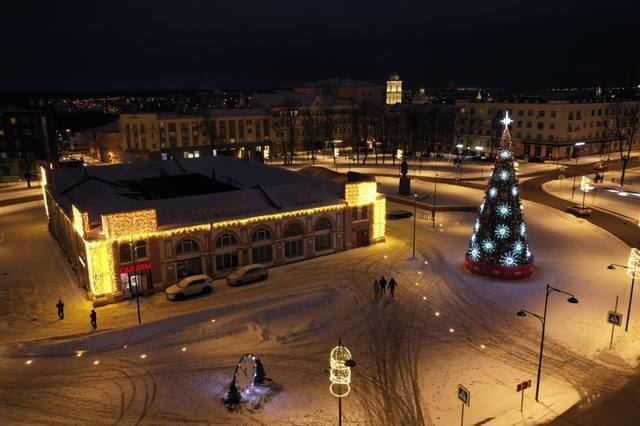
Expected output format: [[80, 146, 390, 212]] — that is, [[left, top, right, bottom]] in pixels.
[[120, 262, 151, 274], [517, 380, 531, 392]]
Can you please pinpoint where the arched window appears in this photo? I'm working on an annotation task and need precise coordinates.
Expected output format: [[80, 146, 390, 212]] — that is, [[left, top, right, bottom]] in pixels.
[[119, 244, 132, 263], [284, 222, 304, 238], [251, 228, 271, 242], [216, 233, 237, 248], [315, 217, 332, 231], [176, 239, 200, 256], [134, 241, 147, 259]]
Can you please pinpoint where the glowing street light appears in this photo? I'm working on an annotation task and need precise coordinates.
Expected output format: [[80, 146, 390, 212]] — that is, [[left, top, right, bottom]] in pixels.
[[412, 194, 418, 258], [571, 142, 586, 199], [329, 339, 356, 426], [580, 176, 594, 210], [516, 284, 579, 402]]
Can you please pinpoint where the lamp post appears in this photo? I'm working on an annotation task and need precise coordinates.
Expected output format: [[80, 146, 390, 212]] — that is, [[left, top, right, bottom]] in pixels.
[[516, 284, 579, 402], [129, 238, 142, 325], [571, 142, 585, 199], [432, 157, 438, 229], [412, 193, 418, 258], [607, 248, 640, 331]]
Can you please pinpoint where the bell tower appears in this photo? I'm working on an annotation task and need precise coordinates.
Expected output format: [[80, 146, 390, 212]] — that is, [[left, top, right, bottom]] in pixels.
[[386, 72, 402, 105]]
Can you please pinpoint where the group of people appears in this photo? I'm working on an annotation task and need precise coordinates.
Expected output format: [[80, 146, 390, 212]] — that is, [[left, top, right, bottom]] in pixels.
[[55, 299, 98, 329], [374, 276, 398, 298]]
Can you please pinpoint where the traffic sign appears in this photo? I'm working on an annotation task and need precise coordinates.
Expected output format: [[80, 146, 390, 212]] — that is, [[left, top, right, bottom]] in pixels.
[[608, 311, 623, 327], [517, 379, 531, 392], [457, 384, 470, 406]]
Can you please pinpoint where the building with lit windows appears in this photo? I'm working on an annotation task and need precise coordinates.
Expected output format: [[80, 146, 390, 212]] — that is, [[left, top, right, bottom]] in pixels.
[[386, 73, 403, 105], [42, 157, 385, 306], [454, 98, 640, 159]]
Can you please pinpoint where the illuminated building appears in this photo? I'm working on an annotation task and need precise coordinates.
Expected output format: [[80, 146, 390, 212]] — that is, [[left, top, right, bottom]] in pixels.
[[43, 157, 385, 305], [386, 73, 402, 105]]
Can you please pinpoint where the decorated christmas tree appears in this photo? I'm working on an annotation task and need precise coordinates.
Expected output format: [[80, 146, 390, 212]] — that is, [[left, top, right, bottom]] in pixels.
[[464, 112, 534, 279]]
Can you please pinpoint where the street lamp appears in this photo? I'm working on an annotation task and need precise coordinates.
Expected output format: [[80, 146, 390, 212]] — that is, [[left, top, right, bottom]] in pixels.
[[432, 158, 438, 229], [571, 142, 585, 199], [516, 284, 579, 402], [412, 193, 418, 258], [607, 248, 640, 331]]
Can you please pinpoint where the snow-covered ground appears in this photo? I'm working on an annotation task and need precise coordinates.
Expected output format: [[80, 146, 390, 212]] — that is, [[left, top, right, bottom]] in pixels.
[[376, 176, 483, 208], [0, 178, 638, 425], [542, 167, 640, 221]]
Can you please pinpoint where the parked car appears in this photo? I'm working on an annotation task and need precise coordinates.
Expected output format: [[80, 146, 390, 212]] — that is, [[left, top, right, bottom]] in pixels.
[[593, 162, 608, 171], [386, 210, 413, 220], [165, 274, 214, 300], [566, 205, 592, 217], [227, 264, 269, 286]]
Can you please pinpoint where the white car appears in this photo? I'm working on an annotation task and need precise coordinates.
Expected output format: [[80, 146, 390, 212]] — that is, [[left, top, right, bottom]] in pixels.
[[165, 274, 213, 300], [227, 264, 268, 286]]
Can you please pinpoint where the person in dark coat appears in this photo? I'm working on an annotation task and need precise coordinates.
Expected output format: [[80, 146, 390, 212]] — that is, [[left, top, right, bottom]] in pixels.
[[379, 276, 387, 294], [56, 299, 64, 320], [90, 309, 97, 329], [389, 278, 398, 297]]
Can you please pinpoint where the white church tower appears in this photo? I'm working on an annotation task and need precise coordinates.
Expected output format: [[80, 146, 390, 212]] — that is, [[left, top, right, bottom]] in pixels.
[[386, 72, 402, 105]]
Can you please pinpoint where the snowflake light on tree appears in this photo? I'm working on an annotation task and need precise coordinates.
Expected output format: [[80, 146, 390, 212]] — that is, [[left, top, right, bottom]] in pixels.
[[495, 224, 510, 239], [465, 111, 534, 272]]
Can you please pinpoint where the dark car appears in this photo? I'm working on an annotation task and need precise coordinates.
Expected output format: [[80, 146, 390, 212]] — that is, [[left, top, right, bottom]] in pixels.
[[386, 210, 413, 220], [566, 205, 592, 217]]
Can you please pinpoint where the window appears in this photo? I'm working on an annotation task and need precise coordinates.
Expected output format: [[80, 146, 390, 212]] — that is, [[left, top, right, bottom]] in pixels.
[[216, 233, 237, 248], [284, 239, 304, 258], [135, 241, 147, 259], [315, 233, 332, 251], [252, 228, 271, 242], [538, 110, 545, 117], [352, 207, 368, 221], [517, 121, 523, 128], [518, 110, 524, 116], [284, 222, 304, 238], [177, 257, 202, 279], [537, 122, 544, 130], [550, 111, 557, 118], [527, 110, 533, 117], [252, 245, 273, 263], [176, 239, 199, 256], [216, 252, 238, 270], [549, 122, 556, 130], [526, 121, 532, 128], [315, 217, 332, 231], [119, 244, 132, 263]]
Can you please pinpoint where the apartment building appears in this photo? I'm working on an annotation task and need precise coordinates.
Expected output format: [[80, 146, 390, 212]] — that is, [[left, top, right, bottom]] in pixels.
[[454, 98, 640, 159]]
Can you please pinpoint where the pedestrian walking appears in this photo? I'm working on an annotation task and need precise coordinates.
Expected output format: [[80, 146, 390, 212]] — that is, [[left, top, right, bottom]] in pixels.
[[56, 299, 64, 320], [389, 278, 397, 297], [373, 279, 380, 298], [89, 309, 97, 329], [379, 276, 387, 295]]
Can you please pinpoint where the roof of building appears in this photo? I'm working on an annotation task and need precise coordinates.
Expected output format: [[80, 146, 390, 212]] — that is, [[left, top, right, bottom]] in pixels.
[[95, 120, 119, 133], [120, 108, 267, 120], [253, 91, 351, 108], [297, 78, 382, 89], [47, 156, 346, 238]]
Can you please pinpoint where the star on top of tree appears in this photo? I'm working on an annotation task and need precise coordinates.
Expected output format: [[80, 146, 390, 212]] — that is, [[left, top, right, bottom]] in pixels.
[[500, 111, 513, 127]]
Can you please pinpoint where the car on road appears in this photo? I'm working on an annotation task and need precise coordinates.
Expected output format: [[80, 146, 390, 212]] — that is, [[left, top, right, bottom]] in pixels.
[[566, 205, 592, 217], [593, 162, 608, 171], [386, 210, 413, 220], [227, 264, 269, 286], [165, 274, 214, 300]]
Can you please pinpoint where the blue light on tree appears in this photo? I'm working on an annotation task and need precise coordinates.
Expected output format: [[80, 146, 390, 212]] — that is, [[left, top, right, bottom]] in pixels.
[[501, 252, 517, 266], [489, 187, 498, 198], [500, 150, 511, 159], [469, 244, 481, 261], [474, 219, 480, 231], [495, 224, 510, 239], [520, 223, 527, 236], [482, 239, 495, 253], [499, 170, 510, 181], [497, 203, 511, 217], [479, 202, 485, 213], [511, 186, 518, 196], [513, 240, 524, 253]]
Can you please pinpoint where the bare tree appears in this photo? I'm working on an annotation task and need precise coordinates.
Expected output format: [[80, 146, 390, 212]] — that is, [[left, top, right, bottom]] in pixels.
[[610, 98, 640, 186], [271, 96, 299, 166]]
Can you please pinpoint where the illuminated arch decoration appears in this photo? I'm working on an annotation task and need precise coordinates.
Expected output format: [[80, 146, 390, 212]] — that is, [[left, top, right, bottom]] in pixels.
[[231, 354, 262, 397]]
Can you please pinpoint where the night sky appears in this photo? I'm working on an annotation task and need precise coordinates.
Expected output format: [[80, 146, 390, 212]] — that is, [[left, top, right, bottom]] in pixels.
[[2, 1, 638, 91]]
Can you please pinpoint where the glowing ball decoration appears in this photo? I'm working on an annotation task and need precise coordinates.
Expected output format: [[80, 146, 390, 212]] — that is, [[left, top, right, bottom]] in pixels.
[[329, 342, 355, 398]]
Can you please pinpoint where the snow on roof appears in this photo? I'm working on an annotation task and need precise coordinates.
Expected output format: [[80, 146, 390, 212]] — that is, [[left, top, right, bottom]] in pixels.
[[47, 157, 345, 236]]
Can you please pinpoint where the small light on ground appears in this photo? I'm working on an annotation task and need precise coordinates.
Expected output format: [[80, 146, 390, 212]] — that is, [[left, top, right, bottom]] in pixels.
[[93, 360, 100, 365], [76, 351, 84, 358], [422, 296, 427, 300], [384, 255, 387, 259], [424, 261, 428, 264], [435, 312, 440, 317], [25, 360, 33, 365], [480, 344, 486, 349], [415, 282, 419, 286], [418, 271, 422, 275], [211, 319, 216, 323], [449, 328, 455, 333], [140, 354, 147, 359], [123, 345, 128, 349], [181, 347, 187, 352]]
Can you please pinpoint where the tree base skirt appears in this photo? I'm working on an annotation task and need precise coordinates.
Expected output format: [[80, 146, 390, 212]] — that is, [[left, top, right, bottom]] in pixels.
[[464, 256, 534, 280]]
